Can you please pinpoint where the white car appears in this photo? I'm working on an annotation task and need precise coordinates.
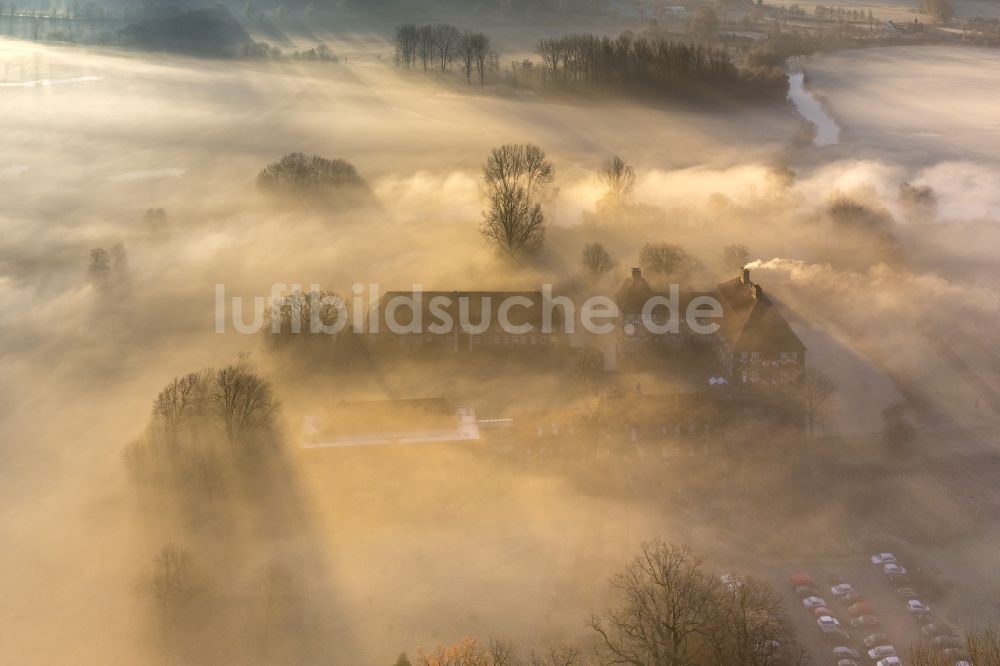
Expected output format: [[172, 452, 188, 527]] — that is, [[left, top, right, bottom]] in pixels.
[[876, 658, 902, 666], [868, 646, 897, 660], [817, 616, 841, 628], [831, 583, 855, 597], [871, 553, 896, 565], [883, 563, 907, 576], [833, 646, 860, 660], [802, 596, 827, 609], [907, 599, 931, 614]]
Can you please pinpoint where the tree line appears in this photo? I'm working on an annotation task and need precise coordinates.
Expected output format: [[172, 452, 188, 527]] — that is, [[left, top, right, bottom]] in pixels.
[[536, 32, 786, 100], [393, 540, 806, 666], [392, 24, 786, 100], [393, 23, 492, 85]]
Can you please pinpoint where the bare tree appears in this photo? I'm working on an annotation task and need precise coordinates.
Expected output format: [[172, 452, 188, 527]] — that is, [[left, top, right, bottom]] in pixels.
[[598, 155, 636, 201], [457, 31, 478, 84], [909, 624, 1000, 665], [417, 25, 434, 71], [417, 636, 491, 666], [582, 243, 615, 282], [470, 32, 491, 86], [639, 242, 695, 286], [452, 31, 491, 86], [141, 544, 197, 628], [529, 645, 581, 666], [481, 186, 545, 256], [590, 541, 719, 666], [591, 543, 805, 666], [483, 143, 554, 200], [257, 152, 369, 203], [432, 24, 461, 73], [213, 359, 279, 446], [152, 371, 213, 445], [110, 242, 128, 277], [718, 244, 751, 273], [487, 638, 516, 666], [481, 143, 554, 256], [713, 576, 804, 666], [257, 561, 297, 647], [394, 24, 419, 68], [797, 368, 836, 435], [263, 288, 346, 352], [87, 247, 110, 283]]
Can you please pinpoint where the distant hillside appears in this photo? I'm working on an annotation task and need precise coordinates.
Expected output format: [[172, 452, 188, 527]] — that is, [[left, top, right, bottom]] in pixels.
[[113, 6, 249, 56]]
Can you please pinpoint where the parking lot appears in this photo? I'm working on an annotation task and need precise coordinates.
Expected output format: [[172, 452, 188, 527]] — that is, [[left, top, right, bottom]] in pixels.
[[765, 553, 967, 665]]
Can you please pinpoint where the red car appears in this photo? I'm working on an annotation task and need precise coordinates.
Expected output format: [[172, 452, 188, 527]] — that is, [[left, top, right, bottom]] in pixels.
[[848, 602, 875, 617], [790, 572, 816, 588]]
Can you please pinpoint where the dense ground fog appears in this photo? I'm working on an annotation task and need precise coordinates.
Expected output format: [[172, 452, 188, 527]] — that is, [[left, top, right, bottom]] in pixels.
[[3, 30, 1000, 664]]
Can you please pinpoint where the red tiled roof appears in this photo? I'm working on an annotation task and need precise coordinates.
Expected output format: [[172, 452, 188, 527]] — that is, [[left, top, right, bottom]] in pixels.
[[714, 277, 806, 353]]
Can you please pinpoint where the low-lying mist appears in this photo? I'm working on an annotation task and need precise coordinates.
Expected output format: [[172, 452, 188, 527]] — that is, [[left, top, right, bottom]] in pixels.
[[3, 32, 1000, 665]]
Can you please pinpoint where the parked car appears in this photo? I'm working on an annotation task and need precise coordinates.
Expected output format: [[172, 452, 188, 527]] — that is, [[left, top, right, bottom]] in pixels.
[[817, 616, 841, 629], [831, 583, 855, 597], [888, 573, 912, 587], [932, 635, 962, 650], [848, 601, 875, 617], [790, 572, 816, 587], [921, 623, 957, 637], [813, 607, 834, 618], [820, 626, 851, 642], [849, 615, 880, 628], [883, 563, 908, 576], [895, 586, 918, 599], [863, 633, 889, 648], [907, 600, 931, 615], [868, 646, 897, 661], [839, 592, 864, 606], [802, 596, 827, 609], [836, 661, 859, 666], [832, 646, 860, 660], [875, 658, 902, 666], [871, 553, 896, 565], [795, 586, 821, 599]]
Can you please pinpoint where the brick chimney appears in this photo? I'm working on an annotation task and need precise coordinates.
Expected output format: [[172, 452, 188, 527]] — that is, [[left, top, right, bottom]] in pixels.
[[741, 267, 750, 284]]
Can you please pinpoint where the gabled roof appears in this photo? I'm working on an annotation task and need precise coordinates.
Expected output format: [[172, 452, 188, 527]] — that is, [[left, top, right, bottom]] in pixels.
[[714, 276, 806, 353], [614, 270, 713, 316]]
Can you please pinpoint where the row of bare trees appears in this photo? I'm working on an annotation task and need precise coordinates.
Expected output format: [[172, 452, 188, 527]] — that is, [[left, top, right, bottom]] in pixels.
[[394, 23, 492, 85], [536, 33, 745, 95], [395, 541, 806, 666], [148, 359, 278, 450]]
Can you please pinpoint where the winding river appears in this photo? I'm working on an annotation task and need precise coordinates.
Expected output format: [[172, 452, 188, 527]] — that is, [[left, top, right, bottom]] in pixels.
[[788, 70, 841, 147]]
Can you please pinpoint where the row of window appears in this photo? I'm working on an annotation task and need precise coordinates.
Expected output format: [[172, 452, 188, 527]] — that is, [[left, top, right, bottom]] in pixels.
[[740, 369, 801, 384], [738, 351, 801, 365]]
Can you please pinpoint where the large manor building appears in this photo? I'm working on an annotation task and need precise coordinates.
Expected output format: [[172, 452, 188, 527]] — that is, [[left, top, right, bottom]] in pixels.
[[373, 268, 806, 388]]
